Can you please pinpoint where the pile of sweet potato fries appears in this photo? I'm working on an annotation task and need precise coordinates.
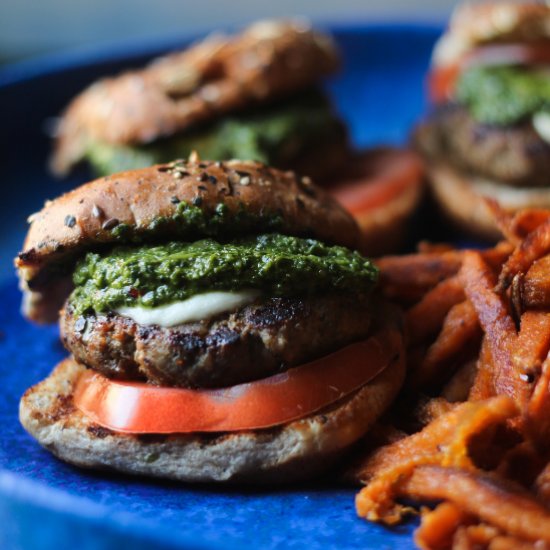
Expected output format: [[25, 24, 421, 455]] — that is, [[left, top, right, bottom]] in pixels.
[[348, 205, 550, 549]]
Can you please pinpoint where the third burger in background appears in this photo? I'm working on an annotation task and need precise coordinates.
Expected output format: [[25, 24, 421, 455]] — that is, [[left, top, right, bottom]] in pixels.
[[415, 1, 550, 240]]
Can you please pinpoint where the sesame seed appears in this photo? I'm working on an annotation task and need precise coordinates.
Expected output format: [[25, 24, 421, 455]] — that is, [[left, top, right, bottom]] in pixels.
[[91, 204, 104, 219], [102, 218, 119, 230]]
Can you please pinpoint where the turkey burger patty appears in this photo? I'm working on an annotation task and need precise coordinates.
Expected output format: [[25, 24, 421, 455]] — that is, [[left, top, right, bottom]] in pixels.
[[61, 293, 374, 388]]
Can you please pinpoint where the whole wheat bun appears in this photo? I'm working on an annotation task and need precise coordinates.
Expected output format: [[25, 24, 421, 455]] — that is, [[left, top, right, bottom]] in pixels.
[[427, 162, 550, 241], [19, 304, 405, 484], [52, 19, 339, 176], [17, 158, 359, 323], [433, 2, 550, 67]]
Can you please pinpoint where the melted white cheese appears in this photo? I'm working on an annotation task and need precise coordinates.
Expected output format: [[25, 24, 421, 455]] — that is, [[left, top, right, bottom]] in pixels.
[[116, 290, 260, 327], [533, 112, 550, 145]]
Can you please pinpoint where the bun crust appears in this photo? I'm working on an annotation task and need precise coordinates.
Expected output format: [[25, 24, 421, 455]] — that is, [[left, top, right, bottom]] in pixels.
[[52, 20, 339, 175], [19, 340, 404, 483], [17, 159, 359, 322], [427, 162, 550, 241], [433, 2, 550, 66]]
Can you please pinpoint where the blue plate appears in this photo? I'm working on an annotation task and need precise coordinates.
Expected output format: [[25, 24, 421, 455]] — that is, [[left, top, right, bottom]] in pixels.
[[0, 23, 441, 550]]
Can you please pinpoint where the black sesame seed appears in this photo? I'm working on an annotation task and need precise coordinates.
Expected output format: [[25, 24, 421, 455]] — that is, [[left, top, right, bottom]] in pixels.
[[198, 172, 209, 182], [64, 215, 76, 228], [197, 185, 207, 192], [170, 196, 181, 204], [102, 218, 120, 230], [207, 175, 217, 185], [192, 196, 203, 206]]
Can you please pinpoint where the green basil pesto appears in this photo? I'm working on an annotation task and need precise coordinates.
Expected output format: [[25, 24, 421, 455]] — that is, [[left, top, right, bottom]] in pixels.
[[456, 65, 550, 126], [110, 202, 284, 244], [84, 92, 343, 176], [69, 234, 378, 314]]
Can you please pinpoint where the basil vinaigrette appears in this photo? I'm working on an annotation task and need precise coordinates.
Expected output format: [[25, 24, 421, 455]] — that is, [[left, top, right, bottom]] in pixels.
[[69, 234, 379, 315]]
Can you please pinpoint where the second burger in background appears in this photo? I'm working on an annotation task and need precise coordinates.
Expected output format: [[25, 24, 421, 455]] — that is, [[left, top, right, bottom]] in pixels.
[[51, 20, 349, 183], [415, 1, 550, 240]]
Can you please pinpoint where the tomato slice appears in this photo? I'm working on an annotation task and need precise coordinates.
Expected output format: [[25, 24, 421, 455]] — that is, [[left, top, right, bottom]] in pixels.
[[429, 41, 550, 103], [74, 308, 403, 434], [329, 149, 424, 216], [429, 63, 462, 104]]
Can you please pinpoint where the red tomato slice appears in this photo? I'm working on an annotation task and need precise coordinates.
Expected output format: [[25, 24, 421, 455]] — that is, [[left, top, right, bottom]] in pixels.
[[74, 310, 403, 434], [429, 41, 550, 103], [329, 149, 424, 216], [429, 63, 462, 104]]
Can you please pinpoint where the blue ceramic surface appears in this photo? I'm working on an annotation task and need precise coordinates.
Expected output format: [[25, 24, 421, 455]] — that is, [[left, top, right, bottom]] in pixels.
[[0, 24, 441, 549]]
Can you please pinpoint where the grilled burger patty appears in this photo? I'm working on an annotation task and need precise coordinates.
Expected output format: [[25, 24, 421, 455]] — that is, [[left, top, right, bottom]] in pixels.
[[415, 104, 550, 188], [61, 293, 373, 389]]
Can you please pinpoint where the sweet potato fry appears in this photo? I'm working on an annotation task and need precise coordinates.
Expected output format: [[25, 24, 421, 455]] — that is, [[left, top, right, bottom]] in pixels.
[[516, 310, 550, 381], [460, 252, 521, 403], [535, 462, 550, 507], [510, 209, 550, 241], [498, 217, 550, 292], [486, 198, 518, 245], [354, 397, 519, 523], [526, 350, 550, 448], [415, 502, 469, 550], [411, 300, 481, 392], [481, 241, 514, 271], [377, 252, 463, 303], [401, 466, 550, 544], [522, 256, 550, 310], [406, 276, 465, 346], [488, 535, 542, 550], [452, 524, 500, 550], [469, 338, 495, 401]]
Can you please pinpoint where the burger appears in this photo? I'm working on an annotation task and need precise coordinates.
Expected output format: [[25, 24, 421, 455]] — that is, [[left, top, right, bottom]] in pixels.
[[415, 1, 550, 240], [17, 157, 405, 483], [50, 20, 349, 183]]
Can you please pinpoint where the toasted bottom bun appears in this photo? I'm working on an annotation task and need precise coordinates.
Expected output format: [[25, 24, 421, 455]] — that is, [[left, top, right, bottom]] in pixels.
[[19, 350, 404, 484], [428, 163, 550, 242]]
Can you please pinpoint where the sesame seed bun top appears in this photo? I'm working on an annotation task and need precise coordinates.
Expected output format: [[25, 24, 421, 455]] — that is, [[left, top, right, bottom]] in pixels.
[[433, 2, 550, 67], [16, 157, 360, 323]]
